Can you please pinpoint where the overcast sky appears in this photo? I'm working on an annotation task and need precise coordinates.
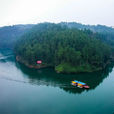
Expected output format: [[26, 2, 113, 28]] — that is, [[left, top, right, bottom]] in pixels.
[[0, 0, 114, 27]]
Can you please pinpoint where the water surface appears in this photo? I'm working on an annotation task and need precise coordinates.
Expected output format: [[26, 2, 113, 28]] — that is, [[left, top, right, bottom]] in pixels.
[[0, 49, 114, 114]]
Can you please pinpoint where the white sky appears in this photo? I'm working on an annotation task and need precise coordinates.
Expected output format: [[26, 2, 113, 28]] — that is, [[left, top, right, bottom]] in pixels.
[[0, 0, 114, 27]]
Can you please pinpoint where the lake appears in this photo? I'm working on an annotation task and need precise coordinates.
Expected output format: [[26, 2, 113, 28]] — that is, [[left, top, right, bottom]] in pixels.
[[0, 49, 114, 114]]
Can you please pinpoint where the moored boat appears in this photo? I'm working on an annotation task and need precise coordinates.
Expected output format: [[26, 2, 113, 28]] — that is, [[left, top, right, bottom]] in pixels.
[[71, 80, 90, 89]]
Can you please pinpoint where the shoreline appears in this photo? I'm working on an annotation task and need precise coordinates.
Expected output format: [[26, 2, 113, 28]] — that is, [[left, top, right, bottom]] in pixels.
[[16, 56, 112, 74], [16, 56, 47, 69]]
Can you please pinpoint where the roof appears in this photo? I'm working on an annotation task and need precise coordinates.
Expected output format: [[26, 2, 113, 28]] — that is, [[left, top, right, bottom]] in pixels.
[[78, 81, 86, 85], [74, 80, 79, 83], [74, 80, 86, 85]]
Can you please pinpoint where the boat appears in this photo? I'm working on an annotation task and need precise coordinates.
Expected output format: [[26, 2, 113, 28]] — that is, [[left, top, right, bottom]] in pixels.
[[71, 80, 90, 89]]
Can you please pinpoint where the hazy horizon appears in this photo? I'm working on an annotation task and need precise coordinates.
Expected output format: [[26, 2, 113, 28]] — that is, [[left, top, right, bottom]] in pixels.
[[0, 0, 114, 27]]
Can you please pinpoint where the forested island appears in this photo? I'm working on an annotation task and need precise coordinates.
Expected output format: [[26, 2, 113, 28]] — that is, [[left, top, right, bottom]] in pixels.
[[14, 23, 114, 73]]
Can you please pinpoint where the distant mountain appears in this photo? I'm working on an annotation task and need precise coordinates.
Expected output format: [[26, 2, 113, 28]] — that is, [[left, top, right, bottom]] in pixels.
[[0, 24, 34, 48], [60, 22, 114, 34]]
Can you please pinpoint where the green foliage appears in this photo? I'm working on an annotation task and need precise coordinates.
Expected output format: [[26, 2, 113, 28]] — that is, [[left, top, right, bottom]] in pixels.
[[15, 23, 113, 73], [55, 63, 100, 73]]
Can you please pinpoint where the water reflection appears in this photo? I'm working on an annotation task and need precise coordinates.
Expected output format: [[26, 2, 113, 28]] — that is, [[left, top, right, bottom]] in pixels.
[[0, 49, 113, 94], [17, 61, 114, 94]]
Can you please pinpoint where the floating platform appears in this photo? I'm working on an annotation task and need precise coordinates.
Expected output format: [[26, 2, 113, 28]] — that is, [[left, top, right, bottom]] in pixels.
[[71, 80, 90, 89]]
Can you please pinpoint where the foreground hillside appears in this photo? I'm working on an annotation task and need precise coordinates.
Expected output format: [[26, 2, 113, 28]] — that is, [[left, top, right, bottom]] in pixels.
[[15, 23, 113, 73]]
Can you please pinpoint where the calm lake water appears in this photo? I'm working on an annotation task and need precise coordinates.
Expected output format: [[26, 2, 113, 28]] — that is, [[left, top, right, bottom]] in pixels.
[[0, 49, 114, 114]]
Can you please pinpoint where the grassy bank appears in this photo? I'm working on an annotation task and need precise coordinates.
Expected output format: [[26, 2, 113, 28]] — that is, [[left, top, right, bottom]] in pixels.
[[55, 63, 102, 73]]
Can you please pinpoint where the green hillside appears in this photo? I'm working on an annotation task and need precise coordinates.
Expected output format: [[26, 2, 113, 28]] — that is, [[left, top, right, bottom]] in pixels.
[[15, 23, 113, 73]]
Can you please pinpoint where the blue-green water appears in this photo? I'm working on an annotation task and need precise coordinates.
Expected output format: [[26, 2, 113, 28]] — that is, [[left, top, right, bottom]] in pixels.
[[0, 49, 114, 114]]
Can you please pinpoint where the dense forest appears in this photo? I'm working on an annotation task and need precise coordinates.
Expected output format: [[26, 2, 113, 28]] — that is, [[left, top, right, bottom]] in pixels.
[[15, 23, 114, 73], [60, 22, 114, 48], [0, 22, 114, 49]]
